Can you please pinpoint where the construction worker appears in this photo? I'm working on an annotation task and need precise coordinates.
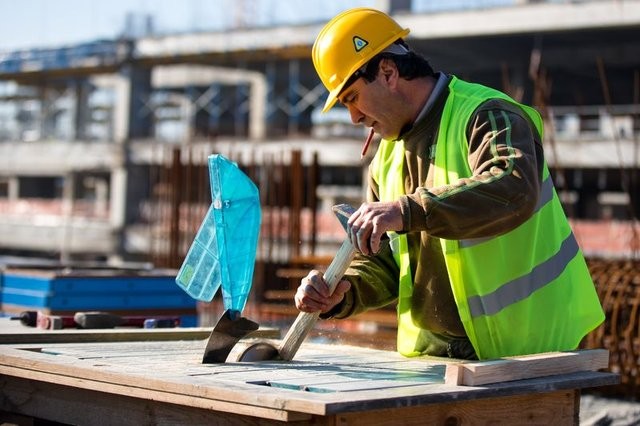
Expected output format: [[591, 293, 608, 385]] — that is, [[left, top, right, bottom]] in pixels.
[[295, 7, 605, 360]]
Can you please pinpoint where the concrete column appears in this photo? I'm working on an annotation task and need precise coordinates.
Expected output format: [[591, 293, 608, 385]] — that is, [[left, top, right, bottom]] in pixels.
[[110, 71, 131, 261], [265, 61, 277, 130], [186, 85, 197, 142], [235, 83, 248, 137], [112, 64, 152, 259], [248, 71, 266, 140], [110, 166, 127, 230], [39, 85, 54, 140], [85, 176, 109, 217], [288, 59, 300, 135], [73, 79, 91, 140], [375, 0, 391, 13], [110, 74, 131, 144], [121, 64, 152, 140], [60, 173, 76, 262], [389, 0, 412, 14], [376, 0, 412, 14], [208, 83, 221, 133], [7, 177, 19, 200]]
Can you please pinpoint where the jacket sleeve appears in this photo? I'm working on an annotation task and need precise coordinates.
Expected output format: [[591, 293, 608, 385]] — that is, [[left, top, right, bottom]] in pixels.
[[326, 241, 401, 319], [401, 99, 545, 239]]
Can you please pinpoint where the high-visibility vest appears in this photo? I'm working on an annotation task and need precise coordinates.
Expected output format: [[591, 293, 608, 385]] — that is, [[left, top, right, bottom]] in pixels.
[[371, 76, 604, 359]]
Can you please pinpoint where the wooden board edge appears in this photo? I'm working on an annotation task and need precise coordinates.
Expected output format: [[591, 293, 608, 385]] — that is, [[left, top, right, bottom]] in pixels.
[[0, 326, 279, 345], [444, 349, 610, 386]]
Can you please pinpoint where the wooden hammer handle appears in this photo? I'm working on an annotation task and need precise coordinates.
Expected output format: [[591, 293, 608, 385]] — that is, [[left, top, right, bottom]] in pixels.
[[277, 238, 356, 361]]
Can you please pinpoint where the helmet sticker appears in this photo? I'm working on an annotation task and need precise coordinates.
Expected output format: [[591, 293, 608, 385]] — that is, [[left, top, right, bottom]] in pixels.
[[352, 36, 369, 52]]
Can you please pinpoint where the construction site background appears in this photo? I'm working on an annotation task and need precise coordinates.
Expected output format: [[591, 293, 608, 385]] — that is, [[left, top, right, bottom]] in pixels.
[[0, 0, 639, 400]]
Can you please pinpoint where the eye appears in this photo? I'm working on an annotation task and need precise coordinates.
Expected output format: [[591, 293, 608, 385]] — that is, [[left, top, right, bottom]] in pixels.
[[342, 92, 357, 106]]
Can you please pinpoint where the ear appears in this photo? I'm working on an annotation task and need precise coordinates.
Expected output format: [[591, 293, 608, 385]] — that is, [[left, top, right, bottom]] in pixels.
[[378, 58, 399, 88]]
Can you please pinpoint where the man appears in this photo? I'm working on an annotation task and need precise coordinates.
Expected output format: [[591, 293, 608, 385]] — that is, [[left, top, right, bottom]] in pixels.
[[295, 7, 604, 359]]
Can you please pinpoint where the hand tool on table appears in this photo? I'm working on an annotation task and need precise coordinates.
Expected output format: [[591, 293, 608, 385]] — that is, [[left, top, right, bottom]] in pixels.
[[12, 310, 179, 330], [73, 312, 180, 329], [173, 154, 262, 364], [10, 311, 38, 327], [225, 203, 357, 362], [37, 312, 76, 329]]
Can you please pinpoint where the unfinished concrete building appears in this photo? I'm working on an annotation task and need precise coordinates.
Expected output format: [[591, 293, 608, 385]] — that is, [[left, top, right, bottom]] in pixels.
[[0, 0, 638, 264]]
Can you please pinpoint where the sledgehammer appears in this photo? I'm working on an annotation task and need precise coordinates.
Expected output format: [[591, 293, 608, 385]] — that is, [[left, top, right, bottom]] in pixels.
[[215, 203, 357, 362]]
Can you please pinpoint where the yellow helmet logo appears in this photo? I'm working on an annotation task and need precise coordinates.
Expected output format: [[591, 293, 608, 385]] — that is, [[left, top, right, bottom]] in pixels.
[[312, 8, 410, 112], [353, 36, 368, 52]]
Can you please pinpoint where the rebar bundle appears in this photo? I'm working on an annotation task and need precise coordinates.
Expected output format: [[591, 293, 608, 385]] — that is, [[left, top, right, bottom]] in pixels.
[[583, 258, 640, 399]]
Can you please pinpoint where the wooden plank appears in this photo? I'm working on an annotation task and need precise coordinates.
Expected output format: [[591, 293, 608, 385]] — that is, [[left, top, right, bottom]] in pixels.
[[268, 374, 365, 391], [293, 342, 401, 363], [264, 362, 444, 389], [38, 340, 206, 358], [445, 349, 610, 386], [304, 379, 439, 393], [214, 361, 446, 392]]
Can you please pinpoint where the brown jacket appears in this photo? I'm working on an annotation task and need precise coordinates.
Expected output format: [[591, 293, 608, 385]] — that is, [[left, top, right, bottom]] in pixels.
[[328, 74, 545, 355]]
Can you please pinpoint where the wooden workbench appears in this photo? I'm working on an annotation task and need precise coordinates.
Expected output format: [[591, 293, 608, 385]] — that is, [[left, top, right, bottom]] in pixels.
[[0, 320, 619, 425]]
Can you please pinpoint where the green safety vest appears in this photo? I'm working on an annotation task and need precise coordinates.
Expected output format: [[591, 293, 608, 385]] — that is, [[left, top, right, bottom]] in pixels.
[[371, 76, 604, 359]]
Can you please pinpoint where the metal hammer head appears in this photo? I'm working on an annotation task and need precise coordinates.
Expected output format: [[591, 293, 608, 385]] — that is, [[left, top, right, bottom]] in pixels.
[[226, 204, 359, 363], [202, 309, 259, 363]]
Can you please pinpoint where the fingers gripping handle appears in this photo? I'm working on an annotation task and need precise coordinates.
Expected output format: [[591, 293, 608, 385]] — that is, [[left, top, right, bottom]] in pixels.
[[277, 239, 356, 361]]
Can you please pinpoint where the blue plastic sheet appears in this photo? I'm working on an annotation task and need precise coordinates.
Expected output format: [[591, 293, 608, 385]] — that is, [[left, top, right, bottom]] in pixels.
[[175, 154, 261, 313]]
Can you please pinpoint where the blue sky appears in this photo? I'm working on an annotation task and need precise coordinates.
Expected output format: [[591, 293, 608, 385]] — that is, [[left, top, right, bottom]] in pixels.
[[0, 0, 380, 52], [0, 0, 516, 52]]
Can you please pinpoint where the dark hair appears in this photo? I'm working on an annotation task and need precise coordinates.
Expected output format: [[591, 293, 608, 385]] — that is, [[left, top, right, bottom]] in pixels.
[[339, 40, 435, 96], [363, 42, 435, 81]]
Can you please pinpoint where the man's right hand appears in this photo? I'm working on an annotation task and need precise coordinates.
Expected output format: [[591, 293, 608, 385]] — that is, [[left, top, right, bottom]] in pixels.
[[294, 269, 351, 314], [347, 201, 403, 255]]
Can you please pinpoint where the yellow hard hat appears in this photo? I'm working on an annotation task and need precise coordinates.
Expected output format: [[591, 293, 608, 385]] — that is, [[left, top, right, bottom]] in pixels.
[[312, 8, 410, 112]]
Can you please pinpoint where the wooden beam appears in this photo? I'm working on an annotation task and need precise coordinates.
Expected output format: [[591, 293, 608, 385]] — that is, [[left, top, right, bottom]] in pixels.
[[445, 349, 609, 386]]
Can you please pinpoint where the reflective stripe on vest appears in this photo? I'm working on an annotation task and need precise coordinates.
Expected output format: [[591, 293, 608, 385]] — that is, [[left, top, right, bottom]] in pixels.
[[467, 229, 579, 318]]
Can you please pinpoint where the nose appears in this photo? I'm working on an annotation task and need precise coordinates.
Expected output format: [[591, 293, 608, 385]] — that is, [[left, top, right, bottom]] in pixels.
[[347, 104, 365, 125]]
